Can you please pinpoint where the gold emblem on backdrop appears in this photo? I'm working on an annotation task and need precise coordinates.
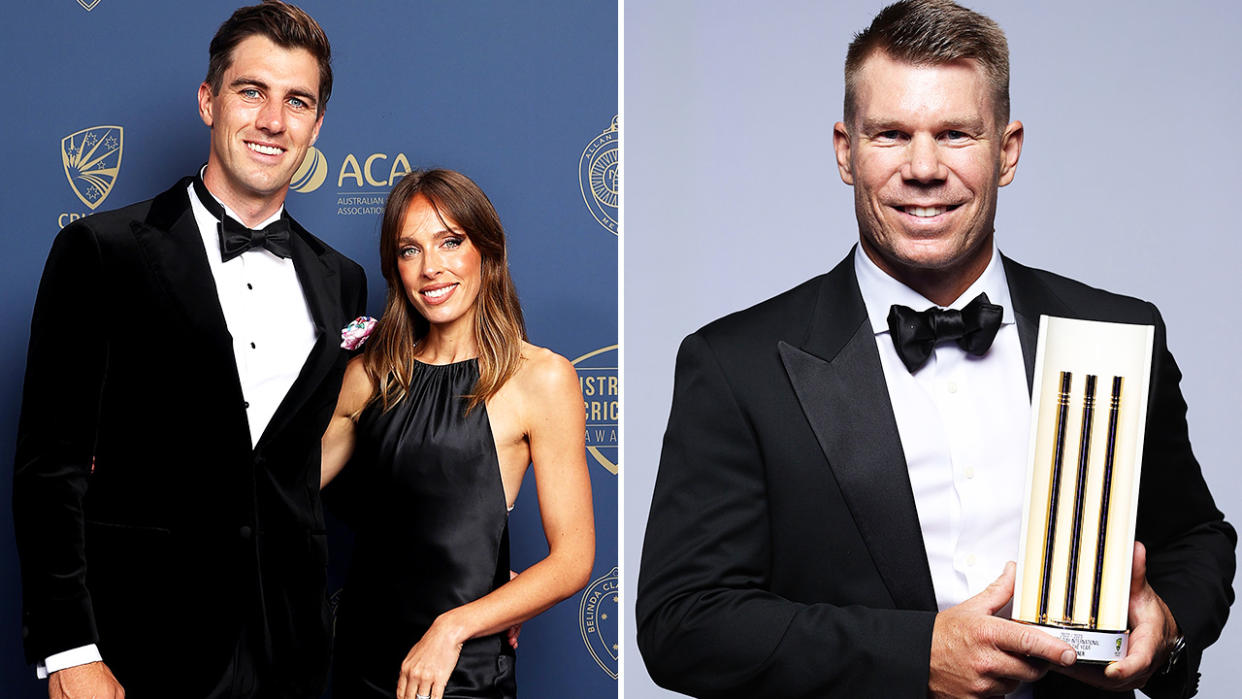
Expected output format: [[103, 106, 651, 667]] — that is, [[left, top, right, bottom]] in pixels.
[[571, 345, 618, 475], [578, 566, 618, 679], [579, 116, 618, 235], [76, 0, 101, 11], [291, 146, 328, 193], [61, 126, 122, 210]]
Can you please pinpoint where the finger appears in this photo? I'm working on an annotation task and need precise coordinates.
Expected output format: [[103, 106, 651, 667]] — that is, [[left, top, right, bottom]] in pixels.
[[968, 561, 1017, 615], [1129, 541, 1147, 598], [396, 670, 407, 699], [986, 653, 1052, 684], [412, 676, 434, 699], [994, 620, 1076, 667], [1105, 542, 1158, 680], [1104, 628, 1157, 681]]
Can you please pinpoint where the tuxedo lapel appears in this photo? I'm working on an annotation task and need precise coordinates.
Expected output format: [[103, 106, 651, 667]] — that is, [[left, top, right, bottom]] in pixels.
[[779, 255, 937, 612], [1003, 256, 1074, 394], [131, 177, 235, 361], [256, 223, 343, 448], [134, 180, 346, 449]]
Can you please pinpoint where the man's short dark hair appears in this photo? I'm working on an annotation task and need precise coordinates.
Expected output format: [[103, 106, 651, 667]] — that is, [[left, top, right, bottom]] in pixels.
[[844, 0, 1009, 128], [205, 0, 333, 115]]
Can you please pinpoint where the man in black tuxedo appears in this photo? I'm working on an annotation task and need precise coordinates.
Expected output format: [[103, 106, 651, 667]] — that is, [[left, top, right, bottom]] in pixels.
[[636, 1, 1234, 697], [13, 2, 366, 697]]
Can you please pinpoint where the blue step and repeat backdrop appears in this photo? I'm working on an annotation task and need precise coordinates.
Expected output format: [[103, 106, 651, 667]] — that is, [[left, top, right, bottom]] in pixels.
[[0, 1, 617, 696]]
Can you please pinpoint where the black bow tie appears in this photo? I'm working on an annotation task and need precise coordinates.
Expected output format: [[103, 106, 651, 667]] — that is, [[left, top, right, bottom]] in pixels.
[[192, 174, 292, 262], [886, 292, 1003, 373]]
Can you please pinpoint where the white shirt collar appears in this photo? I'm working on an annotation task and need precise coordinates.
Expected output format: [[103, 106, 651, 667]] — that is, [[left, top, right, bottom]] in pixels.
[[853, 242, 1015, 336], [195, 165, 284, 229]]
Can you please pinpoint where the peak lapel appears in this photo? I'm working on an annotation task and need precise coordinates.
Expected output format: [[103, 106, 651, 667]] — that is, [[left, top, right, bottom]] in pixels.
[[131, 178, 234, 359], [1003, 256, 1074, 395], [779, 255, 937, 612]]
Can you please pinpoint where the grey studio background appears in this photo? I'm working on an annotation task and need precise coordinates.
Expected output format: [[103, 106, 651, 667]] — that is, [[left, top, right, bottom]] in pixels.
[[622, 1, 1242, 697]]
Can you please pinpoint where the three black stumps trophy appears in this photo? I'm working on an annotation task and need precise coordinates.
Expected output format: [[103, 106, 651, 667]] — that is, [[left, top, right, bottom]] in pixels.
[[1012, 317, 1154, 663]]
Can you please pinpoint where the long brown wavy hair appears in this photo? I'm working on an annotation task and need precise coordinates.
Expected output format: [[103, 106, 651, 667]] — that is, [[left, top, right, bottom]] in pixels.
[[362, 169, 527, 415]]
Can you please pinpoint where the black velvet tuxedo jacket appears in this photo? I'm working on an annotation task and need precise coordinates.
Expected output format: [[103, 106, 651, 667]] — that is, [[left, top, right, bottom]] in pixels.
[[637, 252, 1235, 698], [13, 177, 367, 697]]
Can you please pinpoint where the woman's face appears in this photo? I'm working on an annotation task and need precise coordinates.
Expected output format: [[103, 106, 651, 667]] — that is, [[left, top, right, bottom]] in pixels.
[[395, 194, 483, 332]]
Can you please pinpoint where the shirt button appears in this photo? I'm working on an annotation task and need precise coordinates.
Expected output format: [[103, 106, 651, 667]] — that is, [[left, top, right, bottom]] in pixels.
[[239, 525, 253, 539], [966, 553, 977, 566], [250, 342, 256, 349], [963, 466, 975, 479], [947, 381, 958, 394], [243, 401, 250, 409], [246, 283, 253, 290]]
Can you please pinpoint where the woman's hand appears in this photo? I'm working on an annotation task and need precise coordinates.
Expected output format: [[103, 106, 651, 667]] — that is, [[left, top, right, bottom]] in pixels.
[[396, 616, 465, 699]]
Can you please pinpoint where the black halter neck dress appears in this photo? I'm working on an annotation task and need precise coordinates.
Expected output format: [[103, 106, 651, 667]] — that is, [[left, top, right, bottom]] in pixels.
[[333, 359, 516, 698]]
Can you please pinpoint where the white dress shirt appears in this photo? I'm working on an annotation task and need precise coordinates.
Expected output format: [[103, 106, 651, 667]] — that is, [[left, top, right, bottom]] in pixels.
[[855, 245, 1034, 699], [186, 179, 319, 449], [39, 179, 317, 678]]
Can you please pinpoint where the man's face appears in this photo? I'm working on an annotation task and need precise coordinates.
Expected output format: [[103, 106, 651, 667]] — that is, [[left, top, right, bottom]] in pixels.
[[198, 34, 324, 214], [833, 52, 1022, 298]]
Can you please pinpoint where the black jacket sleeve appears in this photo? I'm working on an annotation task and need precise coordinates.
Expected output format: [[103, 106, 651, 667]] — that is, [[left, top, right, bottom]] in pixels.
[[13, 222, 109, 661], [1135, 306, 1236, 699]]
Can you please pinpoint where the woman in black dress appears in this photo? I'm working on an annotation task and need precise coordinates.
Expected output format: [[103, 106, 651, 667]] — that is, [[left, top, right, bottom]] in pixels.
[[321, 169, 595, 699]]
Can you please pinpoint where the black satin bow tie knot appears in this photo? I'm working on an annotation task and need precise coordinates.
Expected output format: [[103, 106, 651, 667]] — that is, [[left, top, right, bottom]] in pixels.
[[192, 174, 292, 262], [887, 292, 1003, 373], [217, 216, 292, 262]]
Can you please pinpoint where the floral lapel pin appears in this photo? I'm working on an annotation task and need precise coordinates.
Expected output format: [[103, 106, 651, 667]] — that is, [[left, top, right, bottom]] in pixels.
[[340, 316, 378, 350]]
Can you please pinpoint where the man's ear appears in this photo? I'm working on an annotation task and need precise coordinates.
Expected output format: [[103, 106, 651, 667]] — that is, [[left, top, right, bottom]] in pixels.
[[310, 108, 324, 146], [998, 120, 1024, 187], [198, 82, 215, 128], [833, 121, 854, 186]]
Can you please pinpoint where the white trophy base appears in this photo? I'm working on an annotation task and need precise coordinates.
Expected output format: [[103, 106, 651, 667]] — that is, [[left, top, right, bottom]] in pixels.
[[1026, 622, 1129, 664]]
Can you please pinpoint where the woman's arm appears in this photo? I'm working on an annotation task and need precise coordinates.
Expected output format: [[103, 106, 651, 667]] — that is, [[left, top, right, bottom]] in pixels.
[[397, 350, 595, 699], [320, 357, 374, 489]]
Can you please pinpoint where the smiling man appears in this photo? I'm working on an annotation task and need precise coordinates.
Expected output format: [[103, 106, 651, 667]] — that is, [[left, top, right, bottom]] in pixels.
[[13, 2, 366, 698], [636, 1, 1234, 697]]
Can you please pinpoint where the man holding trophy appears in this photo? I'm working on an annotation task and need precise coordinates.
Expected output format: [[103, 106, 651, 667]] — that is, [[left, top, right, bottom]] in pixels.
[[636, 1, 1235, 697]]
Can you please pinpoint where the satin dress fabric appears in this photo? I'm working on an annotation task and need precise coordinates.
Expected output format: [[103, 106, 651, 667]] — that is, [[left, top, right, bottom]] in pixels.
[[333, 360, 516, 698]]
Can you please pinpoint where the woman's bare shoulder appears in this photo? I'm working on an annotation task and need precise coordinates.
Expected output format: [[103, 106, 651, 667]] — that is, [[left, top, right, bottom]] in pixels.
[[514, 342, 579, 400]]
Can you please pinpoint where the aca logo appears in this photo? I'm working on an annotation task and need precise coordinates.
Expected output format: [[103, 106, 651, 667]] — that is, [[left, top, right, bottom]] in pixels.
[[578, 566, 618, 679], [334, 151, 412, 216], [61, 126, 122, 211], [579, 116, 618, 235], [76, 0, 100, 11], [571, 345, 618, 475], [290, 146, 328, 193]]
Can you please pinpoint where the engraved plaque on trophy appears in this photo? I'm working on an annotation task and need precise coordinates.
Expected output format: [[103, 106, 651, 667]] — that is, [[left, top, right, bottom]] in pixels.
[[1012, 316, 1154, 663]]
